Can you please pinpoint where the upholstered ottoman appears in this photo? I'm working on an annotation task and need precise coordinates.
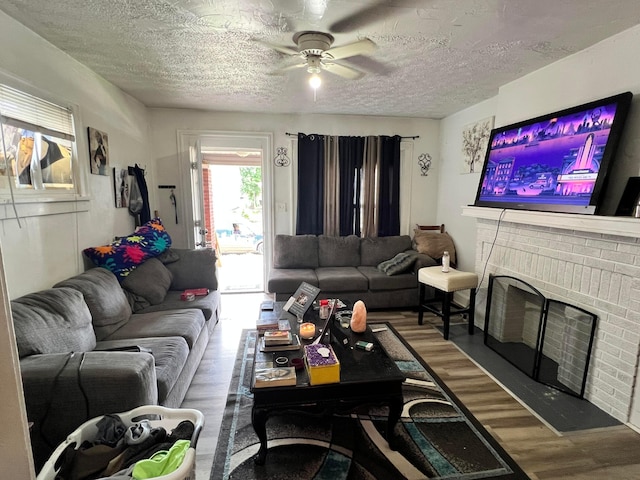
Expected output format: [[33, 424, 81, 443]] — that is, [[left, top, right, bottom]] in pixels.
[[418, 266, 478, 340]]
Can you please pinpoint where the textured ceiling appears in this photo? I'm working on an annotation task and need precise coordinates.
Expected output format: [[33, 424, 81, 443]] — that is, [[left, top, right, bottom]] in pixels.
[[1, 0, 640, 118]]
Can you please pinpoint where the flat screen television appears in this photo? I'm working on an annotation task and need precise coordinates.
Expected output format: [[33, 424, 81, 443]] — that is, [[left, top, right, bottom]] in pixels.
[[473, 91, 633, 215]]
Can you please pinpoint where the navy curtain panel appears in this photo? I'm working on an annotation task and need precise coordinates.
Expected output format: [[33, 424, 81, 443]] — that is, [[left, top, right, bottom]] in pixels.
[[296, 133, 325, 235], [378, 135, 401, 236], [338, 136, 364, 236]]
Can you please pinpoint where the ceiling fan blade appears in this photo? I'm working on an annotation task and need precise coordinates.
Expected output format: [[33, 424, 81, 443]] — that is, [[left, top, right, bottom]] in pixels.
[[321, 62, 364, 80], [269, 62, 307, 75], [324, 38, 376, 60], [328, 0, 393, 33], [345, 55, 394, 76], [256, 40, 300, 56]]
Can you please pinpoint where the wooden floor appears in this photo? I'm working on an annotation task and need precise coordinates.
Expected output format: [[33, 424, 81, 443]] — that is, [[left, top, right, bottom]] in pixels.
[[183, 294, 640, 480]]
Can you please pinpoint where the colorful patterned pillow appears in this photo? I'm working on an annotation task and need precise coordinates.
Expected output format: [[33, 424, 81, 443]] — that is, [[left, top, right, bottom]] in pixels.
[[83, 218, 172, 280]]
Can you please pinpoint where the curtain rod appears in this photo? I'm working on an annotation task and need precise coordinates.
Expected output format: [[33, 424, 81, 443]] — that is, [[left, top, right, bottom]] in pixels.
[[285, 132, 419, 140]]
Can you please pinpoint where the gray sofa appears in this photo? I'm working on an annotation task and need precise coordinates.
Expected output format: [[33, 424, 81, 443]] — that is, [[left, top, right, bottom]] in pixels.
[[11, 248, 221, 470], [267, 235, 438, 309]]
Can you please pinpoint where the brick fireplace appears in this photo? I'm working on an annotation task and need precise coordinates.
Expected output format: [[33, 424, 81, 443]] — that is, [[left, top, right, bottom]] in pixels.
[[463, 207, 640, 428]]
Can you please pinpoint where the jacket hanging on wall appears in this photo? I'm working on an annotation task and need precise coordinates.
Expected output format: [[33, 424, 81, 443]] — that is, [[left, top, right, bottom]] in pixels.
[[129, 165, 151, 226]]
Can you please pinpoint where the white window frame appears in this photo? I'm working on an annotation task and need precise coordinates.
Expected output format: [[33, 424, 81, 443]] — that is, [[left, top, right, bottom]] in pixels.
[[0, 75, 89, 219]]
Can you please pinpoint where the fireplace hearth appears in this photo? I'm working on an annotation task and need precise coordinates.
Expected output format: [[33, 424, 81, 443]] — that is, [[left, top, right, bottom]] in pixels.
[[484, 275, 597, 398]]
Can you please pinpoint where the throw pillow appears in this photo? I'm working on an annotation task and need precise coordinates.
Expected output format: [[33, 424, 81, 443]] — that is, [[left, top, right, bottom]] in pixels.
[[156, 248, 180, 264], [121, 257, 173, 307], [83, 217, 172, 280], [377, 251, 418, 276], [412, 230, 457, 264]]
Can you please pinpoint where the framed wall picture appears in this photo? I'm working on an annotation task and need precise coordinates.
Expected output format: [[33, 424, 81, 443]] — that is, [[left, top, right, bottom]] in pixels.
[[113, 167, 129, 208], [461, 116, 494, 174], [88, 127, 109, 175]]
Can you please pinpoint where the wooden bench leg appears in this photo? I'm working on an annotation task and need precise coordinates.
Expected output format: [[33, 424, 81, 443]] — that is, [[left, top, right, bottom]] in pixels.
[[418, 283, 425, 325], [468, 288, 476, 335], [443, 291, 452, 340]]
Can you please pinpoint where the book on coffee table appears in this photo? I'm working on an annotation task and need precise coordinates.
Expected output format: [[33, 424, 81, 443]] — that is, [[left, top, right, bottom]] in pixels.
[[264, 330, 292, 346], [284, 282, 320, 318], [260, 334, 301, 352], [256, 311, 279, 333], [254, 366, 297, 388]]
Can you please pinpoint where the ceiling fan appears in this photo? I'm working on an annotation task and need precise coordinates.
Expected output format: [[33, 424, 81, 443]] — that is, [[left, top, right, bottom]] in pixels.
[[260, 31, 377, 81]]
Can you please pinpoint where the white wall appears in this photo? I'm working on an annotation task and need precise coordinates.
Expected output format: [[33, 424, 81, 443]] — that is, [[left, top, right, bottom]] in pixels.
[[496, 25, 640, 216], [0, 11, 154, 298], [148, 109, 441, 248], [0, 12, 155, 477], [439, 23, 640, 272], [437, 97, 497, 272], [0, 248, 34, 480]]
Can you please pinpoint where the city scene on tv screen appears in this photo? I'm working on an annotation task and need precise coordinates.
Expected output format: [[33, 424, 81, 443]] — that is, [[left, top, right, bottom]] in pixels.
[[477, 102, 621, 208]]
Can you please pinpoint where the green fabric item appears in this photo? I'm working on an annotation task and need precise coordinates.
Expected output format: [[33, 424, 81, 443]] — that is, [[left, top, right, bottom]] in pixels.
[[132, 439, 190, 479], [377, 251, 418, 276]]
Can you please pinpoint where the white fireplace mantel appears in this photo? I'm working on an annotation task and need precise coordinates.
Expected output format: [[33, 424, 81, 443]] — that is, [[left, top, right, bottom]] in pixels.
[[462, 206, 640, 238]]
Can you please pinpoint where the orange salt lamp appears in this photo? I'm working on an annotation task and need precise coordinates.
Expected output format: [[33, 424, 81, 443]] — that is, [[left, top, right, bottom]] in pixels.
[[350, 300, 367, 333]]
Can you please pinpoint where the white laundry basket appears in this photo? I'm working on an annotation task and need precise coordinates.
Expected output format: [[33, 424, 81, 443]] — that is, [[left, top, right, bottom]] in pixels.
[[37, 405, 204, 480]]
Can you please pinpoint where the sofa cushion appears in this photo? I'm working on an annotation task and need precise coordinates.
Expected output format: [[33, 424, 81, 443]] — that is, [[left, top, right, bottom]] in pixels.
[[83, 217, 172, 280], [412, 230, 457, 264], [11, 288, 96, 358], [96, 336, 189, 403], [165, 248, 218, 291], [377, 251, 418, 275], [121, 258, 173, 307], [358, 266, 418, 291], [318, 235, 360, 267], [267, 269, 318, 295], [55, 267, 132, 341], [273, 235, 319, 269], [360, 236, 413, 266], [20, 350, 157, 466], [315, 267, 368, 292], [104, 309, 205, 349]]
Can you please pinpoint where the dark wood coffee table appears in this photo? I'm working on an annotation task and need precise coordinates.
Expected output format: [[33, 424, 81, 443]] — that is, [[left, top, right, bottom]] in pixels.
[[250, 301, 406, 465]]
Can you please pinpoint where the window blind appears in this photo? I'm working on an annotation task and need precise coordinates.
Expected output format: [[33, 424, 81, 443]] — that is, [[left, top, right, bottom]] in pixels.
[[0, 84, 75, 141]]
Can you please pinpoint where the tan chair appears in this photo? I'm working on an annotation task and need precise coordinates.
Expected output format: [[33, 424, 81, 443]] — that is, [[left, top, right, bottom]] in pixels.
[[415, 223, 445, 233]]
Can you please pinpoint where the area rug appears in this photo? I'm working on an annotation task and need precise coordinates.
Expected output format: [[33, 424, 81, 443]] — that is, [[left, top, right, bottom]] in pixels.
[[211, 324, 529, 480]]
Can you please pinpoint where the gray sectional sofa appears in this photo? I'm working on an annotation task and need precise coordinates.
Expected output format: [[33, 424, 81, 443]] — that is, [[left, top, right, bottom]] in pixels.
[[267, 234, 438, 309], [11, 248, 220, 470]]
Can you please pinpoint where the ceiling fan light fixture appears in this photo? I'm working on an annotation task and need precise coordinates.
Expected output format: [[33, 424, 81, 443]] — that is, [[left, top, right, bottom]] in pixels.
[[309, 73, 322, 90]]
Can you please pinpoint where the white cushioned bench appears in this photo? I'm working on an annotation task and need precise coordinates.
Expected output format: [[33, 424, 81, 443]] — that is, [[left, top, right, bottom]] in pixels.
[[417, 266, 478, 340]]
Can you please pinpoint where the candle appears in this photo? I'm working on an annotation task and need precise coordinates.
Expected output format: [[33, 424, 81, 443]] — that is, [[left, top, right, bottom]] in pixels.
[[299, 322, 316, 339]]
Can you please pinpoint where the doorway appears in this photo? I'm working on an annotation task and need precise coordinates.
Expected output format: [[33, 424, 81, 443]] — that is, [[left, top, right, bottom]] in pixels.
[[178, 131, 273, 294], [202, 151, 264, 293]]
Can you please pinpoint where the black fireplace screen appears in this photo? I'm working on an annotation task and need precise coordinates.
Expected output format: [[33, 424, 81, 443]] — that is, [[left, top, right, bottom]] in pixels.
[[484, 275, 597, 398]]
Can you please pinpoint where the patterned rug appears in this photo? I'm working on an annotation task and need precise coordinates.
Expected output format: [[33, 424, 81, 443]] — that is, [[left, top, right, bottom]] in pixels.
[[211, 324, 529, 480]]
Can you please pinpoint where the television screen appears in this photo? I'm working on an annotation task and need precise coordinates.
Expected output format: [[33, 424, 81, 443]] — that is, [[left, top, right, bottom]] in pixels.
[[473, 92, 633, 214]]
